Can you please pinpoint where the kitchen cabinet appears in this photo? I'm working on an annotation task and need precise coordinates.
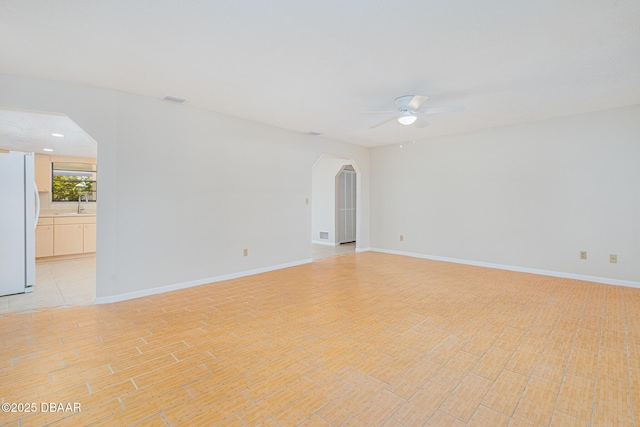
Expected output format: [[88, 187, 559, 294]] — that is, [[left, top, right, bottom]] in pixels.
[[34, 154, 51, 193], [36, 215, 96, 257], [54, 223, 84, 256], [35, 217, 54, 258], [83, 223, 97, 253], [54, 216, 96, 256]]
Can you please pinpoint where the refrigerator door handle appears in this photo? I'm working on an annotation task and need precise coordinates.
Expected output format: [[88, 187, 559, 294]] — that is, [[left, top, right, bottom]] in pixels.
[[34, 180, 40, 229]]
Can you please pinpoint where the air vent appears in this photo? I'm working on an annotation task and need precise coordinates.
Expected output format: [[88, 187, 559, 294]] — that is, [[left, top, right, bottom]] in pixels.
[[163, 95, 186, 103], [319, 231, 329, 240]]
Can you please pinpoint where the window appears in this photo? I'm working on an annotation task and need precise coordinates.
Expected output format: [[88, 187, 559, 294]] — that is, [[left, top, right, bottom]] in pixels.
[[52, 162, 97, 202]]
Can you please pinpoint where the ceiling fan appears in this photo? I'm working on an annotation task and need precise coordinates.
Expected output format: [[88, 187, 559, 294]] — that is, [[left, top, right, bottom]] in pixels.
[[363, 95, 464, 129]]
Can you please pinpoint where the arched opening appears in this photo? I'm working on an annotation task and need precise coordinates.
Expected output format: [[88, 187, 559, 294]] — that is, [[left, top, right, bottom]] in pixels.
[[311, 155, 361, 260], [0, 108, 97, 313]]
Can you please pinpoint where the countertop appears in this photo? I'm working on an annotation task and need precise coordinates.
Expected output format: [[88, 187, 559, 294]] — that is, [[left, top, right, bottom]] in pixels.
[[39, 212, 97, 218]]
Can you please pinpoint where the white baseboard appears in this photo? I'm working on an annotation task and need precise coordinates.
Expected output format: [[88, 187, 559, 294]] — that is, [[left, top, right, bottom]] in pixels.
[[95, 258, 313, 305], [369, 248, 640, 289], [312, 240, 338, 246], [355, 247, 370, 253]]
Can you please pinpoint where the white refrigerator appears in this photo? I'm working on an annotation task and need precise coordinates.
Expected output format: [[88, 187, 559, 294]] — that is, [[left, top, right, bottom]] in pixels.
[[0, 151, 39, 296]]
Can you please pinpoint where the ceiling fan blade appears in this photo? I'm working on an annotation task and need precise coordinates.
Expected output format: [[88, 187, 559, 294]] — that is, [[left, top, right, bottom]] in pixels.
[[361, 111, 401, 114], [419, 106, 465, 115], [407, 95, 428, 111], [369, 116, 399, 129], [413, 118, 429, 128]]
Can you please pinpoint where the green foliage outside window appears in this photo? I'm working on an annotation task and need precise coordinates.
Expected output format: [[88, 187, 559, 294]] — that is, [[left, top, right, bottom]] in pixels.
[[52, 175, 97, 202]]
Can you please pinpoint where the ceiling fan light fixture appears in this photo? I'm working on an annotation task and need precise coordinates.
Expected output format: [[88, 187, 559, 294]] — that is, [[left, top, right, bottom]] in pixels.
[[397, 114, 417, 125]]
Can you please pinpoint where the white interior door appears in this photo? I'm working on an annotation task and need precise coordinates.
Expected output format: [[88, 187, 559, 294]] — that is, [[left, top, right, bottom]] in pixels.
[[337, 168, 356, 244]]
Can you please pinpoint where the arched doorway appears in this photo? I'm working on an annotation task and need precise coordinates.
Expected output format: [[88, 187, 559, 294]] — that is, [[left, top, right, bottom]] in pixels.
[[311, 155, 361, 260], [0, 108, 97, 313]]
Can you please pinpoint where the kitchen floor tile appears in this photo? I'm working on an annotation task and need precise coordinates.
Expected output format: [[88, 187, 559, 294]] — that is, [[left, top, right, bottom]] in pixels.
[[0, 255, 95, 314]]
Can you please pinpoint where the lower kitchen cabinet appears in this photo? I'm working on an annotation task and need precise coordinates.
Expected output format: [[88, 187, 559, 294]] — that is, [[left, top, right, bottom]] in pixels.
[[54, 223, 84, 256], [36, 215, 97, 258], [35, 218, 54, 258], [83, 223, 97, 253]]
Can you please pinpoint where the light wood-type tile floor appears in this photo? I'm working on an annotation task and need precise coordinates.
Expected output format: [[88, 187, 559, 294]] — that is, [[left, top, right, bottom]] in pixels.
[[1, 252, 639, 426], [0, 245, 345, 316]]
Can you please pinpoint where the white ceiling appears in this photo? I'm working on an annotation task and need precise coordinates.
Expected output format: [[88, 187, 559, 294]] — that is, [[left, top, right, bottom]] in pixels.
[[0, 109, 97, 158], [0, 0, 639, 148]]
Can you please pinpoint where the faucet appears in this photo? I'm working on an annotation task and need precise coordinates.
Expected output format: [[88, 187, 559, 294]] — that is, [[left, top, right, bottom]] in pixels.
[[78, 194, 88, 213]]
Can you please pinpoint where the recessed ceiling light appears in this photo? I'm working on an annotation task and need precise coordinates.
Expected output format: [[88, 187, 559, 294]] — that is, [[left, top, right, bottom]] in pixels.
[[51, 133, 64, 137], [307, 131, 322, 136], [43, 148, 54, 152]]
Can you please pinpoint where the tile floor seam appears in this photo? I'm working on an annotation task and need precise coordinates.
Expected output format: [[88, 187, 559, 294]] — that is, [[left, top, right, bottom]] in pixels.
[[552, 408, 591, 426], [159, 410, 171, 426], [2, 254, 640, 426], [378, 388, 407, 427], [589, 285, 605, 427], [238, 373, 318, 423], [176, 392, 244, 426], [142, 412, 170, 426], [494, 290, 559, 423], [435, 405, 469, 425], [314, 413, 335, 427], [478, 376, 522, 419], [551, 282, 595, 425], [427, 338, 496, 424], [453, 372, 501, 426], [303, 380, 352, 423], [548, 292, 583, 426], [336, 386, 389, 426]]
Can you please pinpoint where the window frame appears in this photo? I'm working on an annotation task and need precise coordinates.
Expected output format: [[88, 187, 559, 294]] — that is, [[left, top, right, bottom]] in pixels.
[[51, 162, 98, 203]]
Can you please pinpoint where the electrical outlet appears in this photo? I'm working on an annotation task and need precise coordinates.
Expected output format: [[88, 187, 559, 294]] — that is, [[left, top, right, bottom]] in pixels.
[[243, 249, 248, 257], [610, 254, 617, 263], [580, 251, 587, 260], [400, 235, 404, 242]]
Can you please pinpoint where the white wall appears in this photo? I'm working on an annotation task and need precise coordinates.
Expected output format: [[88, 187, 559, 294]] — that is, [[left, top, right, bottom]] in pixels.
[[370, 105, 640, 285], [3, 73, 636, 295], [311, 156, 355, 245], [0, 74, 370, 301]]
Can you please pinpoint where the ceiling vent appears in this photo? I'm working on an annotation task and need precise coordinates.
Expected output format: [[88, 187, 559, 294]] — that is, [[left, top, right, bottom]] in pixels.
[[163, 95, 186, 103]]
